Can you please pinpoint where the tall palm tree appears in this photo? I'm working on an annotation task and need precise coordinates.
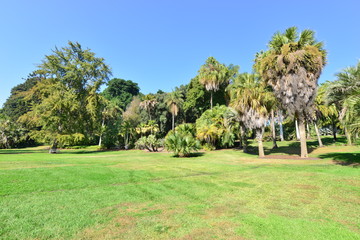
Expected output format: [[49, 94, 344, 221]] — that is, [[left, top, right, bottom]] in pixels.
[[255, 27, 327, 158], [198, 57, 238, 109], [165, 90, 184, 130], [139, 94, 157, 120], [327, 61, 360, 144], [229, 73, 275, 157]]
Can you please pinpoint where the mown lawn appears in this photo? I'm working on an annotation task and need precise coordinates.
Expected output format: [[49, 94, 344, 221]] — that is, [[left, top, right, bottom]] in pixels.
[[0, 139, 359, 239]]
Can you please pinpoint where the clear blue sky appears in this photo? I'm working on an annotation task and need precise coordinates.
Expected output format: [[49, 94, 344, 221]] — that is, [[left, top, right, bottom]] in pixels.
[[1, 0, 359, 107]]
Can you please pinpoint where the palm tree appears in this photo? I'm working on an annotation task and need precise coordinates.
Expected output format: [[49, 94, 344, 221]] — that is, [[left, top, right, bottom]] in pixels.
[[139, 94, 157, 120], [255, 27, 326, 158], [327, 61, 360, 144], [165, 90, 184, 130], [198, 57, 238, 109], [229, 73, 275, 157]]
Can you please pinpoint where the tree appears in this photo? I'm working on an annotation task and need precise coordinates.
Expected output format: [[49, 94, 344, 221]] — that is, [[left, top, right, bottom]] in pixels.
[[255, 27, 326, 158], [198, 57, 238, 109], [196, 105, 237, 150], [139, 94, 157, 120], [229, 73, 275, 157], [19, 41, 111, 152], [2, 72, 42, 122], [327, 61, 360, 144], [102, 78, 140, 110], [165, 90, 184, 130]]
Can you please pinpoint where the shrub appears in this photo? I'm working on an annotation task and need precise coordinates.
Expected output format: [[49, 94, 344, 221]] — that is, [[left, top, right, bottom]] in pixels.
[[135, 135, 162, 152], [165, 124, 200, 157]]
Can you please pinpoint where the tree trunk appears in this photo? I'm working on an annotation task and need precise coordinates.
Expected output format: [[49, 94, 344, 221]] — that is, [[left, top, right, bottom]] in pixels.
[[295, 119, 300, 141], [172, 112, 175, 130], [210, 91, 213, 109], [306, 123, 311, 140], [49, 139, 58, 154], [270, 110, 278, 149], [344, 126, 352, 146], [278, 110, 284, 141], [241, 126, 248, 153], [98, 118, 105, 147], [314, 122, 323, 147], [332, 122, 337, 142], [298, 118, 308, 158], [256, 128, 265, 158]]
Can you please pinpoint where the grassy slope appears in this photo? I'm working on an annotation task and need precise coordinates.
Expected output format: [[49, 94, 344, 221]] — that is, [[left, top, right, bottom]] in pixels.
[[0, 139, 359, 240]]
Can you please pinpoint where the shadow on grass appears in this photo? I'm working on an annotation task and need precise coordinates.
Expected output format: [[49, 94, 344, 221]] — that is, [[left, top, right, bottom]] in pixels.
[[317, 152, 360, 167], [170, 152, 205, 158]]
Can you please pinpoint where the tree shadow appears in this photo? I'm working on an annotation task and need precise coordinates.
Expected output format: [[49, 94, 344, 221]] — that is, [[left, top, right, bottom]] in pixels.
[[170, 152, 205, 158], [317, 152, 360, 167]]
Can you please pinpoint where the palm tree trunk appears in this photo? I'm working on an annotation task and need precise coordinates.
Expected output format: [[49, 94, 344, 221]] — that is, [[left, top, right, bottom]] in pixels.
[[314, 122, 323, 147], [210, 91, 213, 109], [270, 110, 278, 149], [278, 110, 284, 141], [306, 123, 311, 139], [295, 119, 300, 140], [256, 128, 265, 158], [344, 126, 352, 146], [241, 125, 248, 153], [172, 112, 175, 130], [298, 118, 308, 158]]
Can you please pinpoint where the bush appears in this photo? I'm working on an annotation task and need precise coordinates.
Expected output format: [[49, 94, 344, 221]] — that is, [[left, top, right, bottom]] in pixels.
[[135, 135, 162, 152], [165, 124, 200, 157]]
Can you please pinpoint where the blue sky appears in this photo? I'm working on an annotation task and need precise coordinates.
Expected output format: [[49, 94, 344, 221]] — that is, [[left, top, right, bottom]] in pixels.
[[1, 0, 359, 106]]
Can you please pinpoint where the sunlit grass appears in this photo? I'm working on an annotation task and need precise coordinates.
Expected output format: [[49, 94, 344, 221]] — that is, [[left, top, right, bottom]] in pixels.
[[0, 140, 359, 239]]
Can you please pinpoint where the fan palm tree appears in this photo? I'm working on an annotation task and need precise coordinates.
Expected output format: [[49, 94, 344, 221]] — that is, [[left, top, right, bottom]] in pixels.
[[229, 73, 275, 157], [139, 94, 157, 120], [255, 27, 327, 158], [198, 57, 238, 109], [327, 61, 360, 144], [165, 90, 184, 130]]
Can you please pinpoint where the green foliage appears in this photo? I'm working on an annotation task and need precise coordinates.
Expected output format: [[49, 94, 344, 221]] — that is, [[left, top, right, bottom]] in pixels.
[[198, 57, 239, 108], [2, 72, 41, 122], [135, 134, 162, 152], [102, 78, 140, 110], [18, 41, 111, 150], [196, 105, 239, 149], [0, 114, 29, 148], [165, 123, 200, 157], [327, 61, 360, 143], [183, 76, 228, 123]]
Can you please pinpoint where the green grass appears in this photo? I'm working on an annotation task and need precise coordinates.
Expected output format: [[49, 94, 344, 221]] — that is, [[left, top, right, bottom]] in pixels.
[[0, 139, 359, 239]]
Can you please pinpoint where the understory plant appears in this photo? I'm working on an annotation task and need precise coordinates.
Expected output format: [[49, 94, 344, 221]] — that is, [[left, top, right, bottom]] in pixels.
[[165, 123, 200, 157]]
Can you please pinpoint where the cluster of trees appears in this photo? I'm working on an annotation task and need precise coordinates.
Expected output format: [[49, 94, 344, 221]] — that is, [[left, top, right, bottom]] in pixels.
[[1, 27, 359, 158]]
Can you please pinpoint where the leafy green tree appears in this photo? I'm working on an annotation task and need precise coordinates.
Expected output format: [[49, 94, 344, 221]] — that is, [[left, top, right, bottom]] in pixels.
[[98, 99, 122, 148], [19, 41, 111, 152], [198, 57, 238, 109], [327, 61, 360, 144], [2, 72, 42, 122], [229, 73, 275, 157], [255, 27, 326, 158], [165, 90, 184, 130], [102, 78, 140, 110], [183, 76, 228, 122], [0, 114, 27, 149], [165, 123, 200, 157]]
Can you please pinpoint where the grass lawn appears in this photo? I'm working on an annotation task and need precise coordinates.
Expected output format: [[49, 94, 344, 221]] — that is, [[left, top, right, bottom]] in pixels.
[[0, 138, 359, 239]]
